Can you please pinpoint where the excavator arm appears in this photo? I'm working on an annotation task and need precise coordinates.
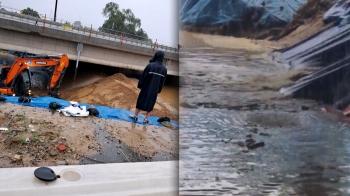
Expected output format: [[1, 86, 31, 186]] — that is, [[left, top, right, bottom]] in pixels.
[[0, 54, 69, 96]]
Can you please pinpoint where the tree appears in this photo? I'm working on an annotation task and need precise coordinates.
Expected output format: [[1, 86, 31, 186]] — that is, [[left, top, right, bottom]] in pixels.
[[73, 21, 83, 28], [100, 2, 149, 41], [21, 7, 40, 18]]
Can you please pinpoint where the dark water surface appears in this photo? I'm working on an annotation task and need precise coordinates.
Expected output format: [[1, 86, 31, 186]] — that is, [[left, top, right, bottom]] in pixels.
[[179, 48, 350, 195]]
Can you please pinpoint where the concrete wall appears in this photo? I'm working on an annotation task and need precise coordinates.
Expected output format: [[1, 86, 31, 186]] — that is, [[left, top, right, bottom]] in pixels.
[[0, 17, 179, 76]]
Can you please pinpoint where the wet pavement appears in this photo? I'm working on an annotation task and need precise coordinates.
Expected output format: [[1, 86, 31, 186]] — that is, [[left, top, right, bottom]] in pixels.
[[179, 48, 350, 195]]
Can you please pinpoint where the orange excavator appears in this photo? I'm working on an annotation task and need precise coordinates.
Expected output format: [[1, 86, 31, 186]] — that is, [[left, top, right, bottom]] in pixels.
[[0, 54, 69, 97]]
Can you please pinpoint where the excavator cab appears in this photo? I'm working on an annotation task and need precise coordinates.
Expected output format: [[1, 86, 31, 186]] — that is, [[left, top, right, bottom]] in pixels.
[[13, 69, 31, 96], [0, 63, 32, 96], [0, 65, 10, 88]]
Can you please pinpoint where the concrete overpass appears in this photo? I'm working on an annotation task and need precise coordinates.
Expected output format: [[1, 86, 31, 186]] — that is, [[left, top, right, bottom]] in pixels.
[[0, 9, 179, 76]]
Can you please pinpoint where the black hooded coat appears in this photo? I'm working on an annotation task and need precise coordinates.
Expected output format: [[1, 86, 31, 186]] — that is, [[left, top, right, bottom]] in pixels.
[[136, 51, 167, 112]]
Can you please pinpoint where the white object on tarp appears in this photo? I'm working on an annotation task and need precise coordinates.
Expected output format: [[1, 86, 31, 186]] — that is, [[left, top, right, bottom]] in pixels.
[[57, 101, 89, 117], [0, 161, 178, 196]]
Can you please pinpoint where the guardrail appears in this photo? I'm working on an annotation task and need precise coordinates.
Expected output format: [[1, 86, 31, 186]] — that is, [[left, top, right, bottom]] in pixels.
[[0, 8, 179, 53]]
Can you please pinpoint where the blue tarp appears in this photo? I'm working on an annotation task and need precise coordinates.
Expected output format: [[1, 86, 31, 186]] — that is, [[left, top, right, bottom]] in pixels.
[[180, 0, 307, 28], [7, 50, 16, 55], [6, 50, 37, 57], [2, 96, 179, 128]]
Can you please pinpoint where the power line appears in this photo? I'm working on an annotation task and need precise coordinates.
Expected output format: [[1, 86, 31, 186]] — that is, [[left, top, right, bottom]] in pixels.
[[71, 0, 81, 22]]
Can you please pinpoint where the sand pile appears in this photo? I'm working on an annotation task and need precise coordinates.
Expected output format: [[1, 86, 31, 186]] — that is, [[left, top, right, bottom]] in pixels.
[[60, 73, 179, 121], [180, 30, 280, 53]]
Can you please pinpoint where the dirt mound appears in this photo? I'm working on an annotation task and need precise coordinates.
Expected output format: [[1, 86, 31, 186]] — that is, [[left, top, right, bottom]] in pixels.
[[60, 73, 179, 121]]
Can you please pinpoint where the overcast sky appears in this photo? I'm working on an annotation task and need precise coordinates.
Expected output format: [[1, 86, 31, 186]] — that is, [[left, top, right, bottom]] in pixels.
[[0, 0, 179, 46]]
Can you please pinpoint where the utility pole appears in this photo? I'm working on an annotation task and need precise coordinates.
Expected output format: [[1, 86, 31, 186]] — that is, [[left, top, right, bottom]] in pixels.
[[54, 0, 58, 22]]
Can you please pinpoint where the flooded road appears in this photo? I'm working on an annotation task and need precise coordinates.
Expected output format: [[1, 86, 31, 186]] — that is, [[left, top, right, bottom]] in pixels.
[[179, 48, 350, 195]]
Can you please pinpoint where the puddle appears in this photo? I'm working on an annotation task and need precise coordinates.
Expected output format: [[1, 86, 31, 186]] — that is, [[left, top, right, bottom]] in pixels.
[[80, 125, 178, 164]]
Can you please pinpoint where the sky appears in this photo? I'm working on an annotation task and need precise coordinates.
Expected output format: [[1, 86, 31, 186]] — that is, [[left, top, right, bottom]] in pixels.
[[0, 0, 179, 46]]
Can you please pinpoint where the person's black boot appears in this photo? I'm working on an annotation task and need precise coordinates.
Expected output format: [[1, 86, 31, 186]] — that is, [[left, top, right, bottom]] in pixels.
[[129, 114, 138, 121]]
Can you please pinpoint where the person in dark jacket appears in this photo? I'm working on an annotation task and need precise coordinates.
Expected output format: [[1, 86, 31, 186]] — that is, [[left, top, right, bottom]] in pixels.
[[130, 50, 167, 124]]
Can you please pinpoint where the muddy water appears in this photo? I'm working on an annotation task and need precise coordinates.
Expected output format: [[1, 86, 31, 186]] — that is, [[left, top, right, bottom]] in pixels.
[[159, 86, 179, 108], [80, 124, 178, 165], [179, 48, 350, 195]]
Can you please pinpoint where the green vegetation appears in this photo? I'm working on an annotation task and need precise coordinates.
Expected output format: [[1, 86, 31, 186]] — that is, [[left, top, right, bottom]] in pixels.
[[7, 128, 12, 135], [16, 111, 30, 131], [21, 7, 40, 18], [100, 2, 152, 43], [31, 132, 38, 141], [18, 134, 25, 144]]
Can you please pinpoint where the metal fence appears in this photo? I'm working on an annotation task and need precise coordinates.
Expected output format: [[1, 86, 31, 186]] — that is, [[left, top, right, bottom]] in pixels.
[[0, 6, 179, 53]]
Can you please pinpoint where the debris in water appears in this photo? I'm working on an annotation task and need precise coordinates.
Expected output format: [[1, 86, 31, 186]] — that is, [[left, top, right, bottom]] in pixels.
[[237, 141, 245, 147], [245, 138, 255, 144], [301, 106, 310, 110], [247, 142, 265, 150], [250, 128, 258, 134], [259, 133, 271, 137]]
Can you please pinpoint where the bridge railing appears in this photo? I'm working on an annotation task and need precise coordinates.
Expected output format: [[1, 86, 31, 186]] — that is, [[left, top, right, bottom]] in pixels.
[[0, 7, 179, 53]]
